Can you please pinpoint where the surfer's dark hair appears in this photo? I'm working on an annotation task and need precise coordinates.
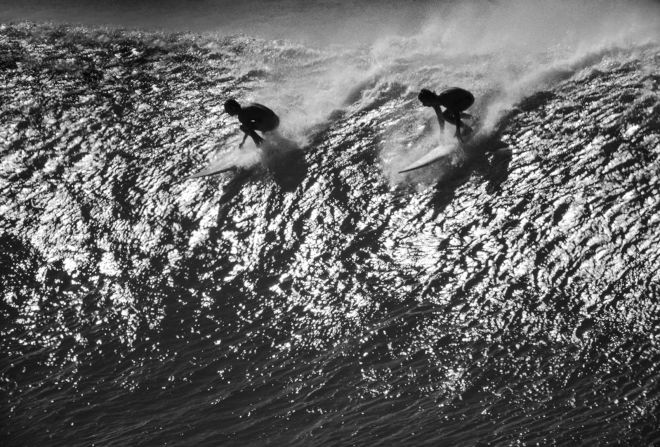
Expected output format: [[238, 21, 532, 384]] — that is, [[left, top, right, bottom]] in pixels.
[[418, 89, 437, 104], [224, 99, 241, 115]]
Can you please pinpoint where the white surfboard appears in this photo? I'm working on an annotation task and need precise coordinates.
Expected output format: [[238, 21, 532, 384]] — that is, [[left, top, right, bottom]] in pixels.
[[188, 148, 261, 179], [398, 144, 457, 173]]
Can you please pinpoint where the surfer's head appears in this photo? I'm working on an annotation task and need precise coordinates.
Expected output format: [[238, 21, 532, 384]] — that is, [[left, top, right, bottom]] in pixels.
[[224, 99, 241, 116], [418, 89, 438, 106]]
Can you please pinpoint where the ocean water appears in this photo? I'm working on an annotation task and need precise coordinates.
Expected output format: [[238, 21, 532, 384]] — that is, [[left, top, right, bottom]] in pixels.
[[2, 1, 660, 445], [1, 0, 434, 46]]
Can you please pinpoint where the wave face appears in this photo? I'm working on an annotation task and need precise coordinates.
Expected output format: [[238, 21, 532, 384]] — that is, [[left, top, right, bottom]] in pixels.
[[2, 1, 660, 445]]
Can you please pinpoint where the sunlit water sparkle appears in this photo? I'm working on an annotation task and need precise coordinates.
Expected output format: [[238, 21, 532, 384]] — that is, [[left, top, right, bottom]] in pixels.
[[2, 1, 660, 444]]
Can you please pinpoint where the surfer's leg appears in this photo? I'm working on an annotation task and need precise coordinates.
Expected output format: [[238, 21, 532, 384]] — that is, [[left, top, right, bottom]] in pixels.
[[444, 110, 463, 141], [251, 132, 264, 146]]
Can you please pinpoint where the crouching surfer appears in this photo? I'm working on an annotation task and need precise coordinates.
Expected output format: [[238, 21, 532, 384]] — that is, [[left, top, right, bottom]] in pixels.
[[224, 99, 280, 147], [418, 87, 474, 142]]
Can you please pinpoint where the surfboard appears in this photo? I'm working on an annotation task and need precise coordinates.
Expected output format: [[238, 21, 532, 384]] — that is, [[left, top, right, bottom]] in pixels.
[[398, 117, 481, 174], [398, 144, 457, 173]]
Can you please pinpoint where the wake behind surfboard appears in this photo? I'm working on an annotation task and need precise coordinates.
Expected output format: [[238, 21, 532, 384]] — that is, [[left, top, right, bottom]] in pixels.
[[188, 162, 238, 179], [188, 147, 261, 179]]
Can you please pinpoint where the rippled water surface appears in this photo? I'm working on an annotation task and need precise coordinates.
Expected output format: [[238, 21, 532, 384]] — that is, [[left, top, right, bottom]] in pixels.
[[2, 4, 660, 445]]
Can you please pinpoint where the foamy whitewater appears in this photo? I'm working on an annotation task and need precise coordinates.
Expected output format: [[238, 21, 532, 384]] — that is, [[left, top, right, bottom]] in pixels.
[[2, 1, 660, 445]]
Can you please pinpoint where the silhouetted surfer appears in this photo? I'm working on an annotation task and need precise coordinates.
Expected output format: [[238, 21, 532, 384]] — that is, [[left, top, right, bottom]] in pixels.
[[224, 99, 280, 147], [418, 87, 474, 142]]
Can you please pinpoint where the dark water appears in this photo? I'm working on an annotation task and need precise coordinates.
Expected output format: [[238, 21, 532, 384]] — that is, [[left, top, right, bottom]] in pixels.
[[2, 2, 660, 445]]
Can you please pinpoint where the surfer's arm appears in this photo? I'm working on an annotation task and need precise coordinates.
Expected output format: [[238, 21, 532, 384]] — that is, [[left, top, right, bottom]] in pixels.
[[454, 116, 463, 142], [432, 105, 445, 131], [239, 123, 264, 147], [239, 132, 249, 148]]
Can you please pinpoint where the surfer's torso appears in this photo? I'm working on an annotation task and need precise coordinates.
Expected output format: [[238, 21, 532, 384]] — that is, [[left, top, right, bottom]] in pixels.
[[238, 103, 280, 132], [437, 87, 475, 112]]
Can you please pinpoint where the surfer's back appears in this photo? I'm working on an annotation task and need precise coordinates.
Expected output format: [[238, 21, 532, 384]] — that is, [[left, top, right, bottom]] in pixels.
[[437, 88, 475, 112], [239, 103, 280, 132]]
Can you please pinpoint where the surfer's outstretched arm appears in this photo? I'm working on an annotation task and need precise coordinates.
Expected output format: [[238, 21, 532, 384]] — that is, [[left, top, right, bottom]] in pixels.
[[455, 121, 463, 142], [451, 112, 463, 142], [239, 124, 264, 147], [442, 109, 469, 142], [239, 132, 249, 148], [432, 105, 445, 132]]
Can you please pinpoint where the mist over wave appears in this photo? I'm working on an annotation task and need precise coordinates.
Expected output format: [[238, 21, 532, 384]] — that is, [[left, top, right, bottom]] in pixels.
[[210, 0, 660, 178]]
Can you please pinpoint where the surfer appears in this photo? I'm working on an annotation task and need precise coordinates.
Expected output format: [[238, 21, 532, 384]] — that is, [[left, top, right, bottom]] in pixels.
[[224, 99, 280, 147], [418, 87, 474, 142]]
